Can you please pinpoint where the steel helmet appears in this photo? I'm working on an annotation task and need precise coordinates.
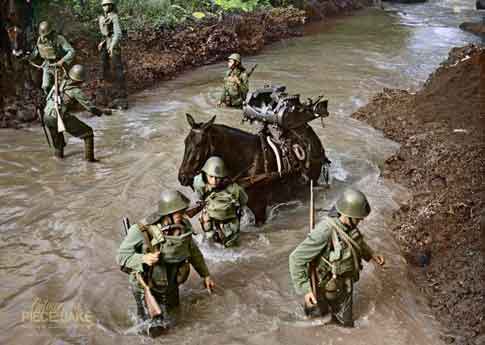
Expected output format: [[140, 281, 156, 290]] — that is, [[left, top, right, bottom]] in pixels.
[[201, 156, 228, 178], [158, 190, 190, 217], [38, 21, 53, 38], [101, 0, 114, 5], [335, 188, 371, 219], [68, 64, 86, 82], [228, 53, 241, 63]]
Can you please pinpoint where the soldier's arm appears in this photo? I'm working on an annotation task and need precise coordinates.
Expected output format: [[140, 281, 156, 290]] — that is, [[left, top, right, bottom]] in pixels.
[[28, 44, 39, 61], [357, 233, 375, 262], [239, 72, 249, 95], [57, 35, 75, 65], [233, 183, 248, 207], [116, 224, 145, 272], [71, 88, 104, 116], [188, 239, 210, 278], [110, 13, 122, 50], [289, 223, 330, 295], [193, 174, 206, 200], [219, 72, 230, 103]]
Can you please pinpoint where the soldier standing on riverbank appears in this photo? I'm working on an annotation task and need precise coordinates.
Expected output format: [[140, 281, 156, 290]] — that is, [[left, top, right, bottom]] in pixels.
[[217, 53, 249, 108], [289, 188, 385, 327], [98, 0, 128, 109], [28, 21, 75, 94]]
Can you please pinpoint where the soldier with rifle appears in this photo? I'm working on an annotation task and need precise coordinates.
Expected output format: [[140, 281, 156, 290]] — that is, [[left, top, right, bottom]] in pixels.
[[117, 190, 215, 336], [217, 53, 256, 108], [98, 0, 128, 109], [43, 64, 110, 161], [28, 21, 75, 94], [289, 188, 385, 327], [193, 156, 248, 248]]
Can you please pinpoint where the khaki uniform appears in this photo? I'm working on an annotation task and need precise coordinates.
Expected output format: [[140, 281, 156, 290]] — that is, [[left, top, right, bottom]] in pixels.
[[289, 216, 375, 326], [44, 78, 101, 151], [220, 67, 249, 108], [193, 173, 248, 247], [98, 11, 127, 100], [30, 34, 75, 93], [117, 219, 210, 323]]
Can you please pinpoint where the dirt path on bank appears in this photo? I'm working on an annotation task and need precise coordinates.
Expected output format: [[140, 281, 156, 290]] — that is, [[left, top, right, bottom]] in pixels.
[[352, 45, 485, 345], [0, 0, 371, 128]]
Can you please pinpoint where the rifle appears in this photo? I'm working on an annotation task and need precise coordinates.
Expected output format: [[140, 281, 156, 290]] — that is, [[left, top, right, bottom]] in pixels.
[[121, 217, 162, 319], [37, 101, 51, 148], [136, 272, 162, 319], [247, 64, 258, 78], [187, 164, 255, 218], [308, 180, 320, 303], [186, 201, 206, 218], [53, 67, 66, 133]]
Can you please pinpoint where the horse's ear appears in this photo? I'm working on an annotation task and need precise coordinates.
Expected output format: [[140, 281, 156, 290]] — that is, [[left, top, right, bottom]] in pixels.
[[202, 115, 216, 130], [186, 113, 196, 128]]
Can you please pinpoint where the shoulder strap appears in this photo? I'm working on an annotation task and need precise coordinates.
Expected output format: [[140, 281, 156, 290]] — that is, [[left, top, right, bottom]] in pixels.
[[328, 219, 362, 271], [137, 223, 154, 253]]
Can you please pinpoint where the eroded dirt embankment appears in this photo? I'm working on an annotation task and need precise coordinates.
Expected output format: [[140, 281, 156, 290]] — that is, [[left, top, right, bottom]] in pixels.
[[352, 45, 485, 345], [0, 0, 372, 128]]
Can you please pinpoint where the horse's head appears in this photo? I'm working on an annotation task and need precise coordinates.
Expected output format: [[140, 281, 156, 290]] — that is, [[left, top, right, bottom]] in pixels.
[[3, 0, 31, 57], [178, 113, 216, 186]]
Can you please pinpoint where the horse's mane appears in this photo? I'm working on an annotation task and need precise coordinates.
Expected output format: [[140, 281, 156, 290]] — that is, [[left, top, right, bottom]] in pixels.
[[211, 123, 255, 137]]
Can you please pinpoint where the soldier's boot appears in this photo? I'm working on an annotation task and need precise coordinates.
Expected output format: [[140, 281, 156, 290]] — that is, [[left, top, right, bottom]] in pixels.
[[54, 147, 64, 159], [50, 129, 65, 159], [84, 136, 97, 162]]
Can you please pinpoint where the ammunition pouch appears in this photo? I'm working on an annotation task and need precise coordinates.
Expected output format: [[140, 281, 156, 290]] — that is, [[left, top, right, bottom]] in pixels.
[[37, 39, 58, 61]]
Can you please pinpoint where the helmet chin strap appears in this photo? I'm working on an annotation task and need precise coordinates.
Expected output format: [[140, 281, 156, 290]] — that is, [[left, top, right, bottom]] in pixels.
[[348, 217, 358, 229]]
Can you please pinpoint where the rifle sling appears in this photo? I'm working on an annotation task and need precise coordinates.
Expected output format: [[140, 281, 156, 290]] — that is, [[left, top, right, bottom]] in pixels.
[[138, 224, 157, 288], [329, 219, 362, 273]]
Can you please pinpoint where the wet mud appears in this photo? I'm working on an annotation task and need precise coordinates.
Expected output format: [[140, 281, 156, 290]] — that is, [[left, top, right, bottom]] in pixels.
[[352, 44, 485, 345]]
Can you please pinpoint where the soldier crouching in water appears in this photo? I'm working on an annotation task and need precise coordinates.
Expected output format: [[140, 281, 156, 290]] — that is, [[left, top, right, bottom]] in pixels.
[[289, 189, 385, 327], [193, 156, 248, 248], [43, 64, 111, 161], [98, 0, 128, 109], [117, 190, 215, 335], [217, 53, 249, 108]]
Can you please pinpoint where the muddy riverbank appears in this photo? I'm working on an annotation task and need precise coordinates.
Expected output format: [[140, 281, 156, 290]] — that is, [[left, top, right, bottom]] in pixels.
[[0, 0, 372, 129], [352, 44, 485, 345]]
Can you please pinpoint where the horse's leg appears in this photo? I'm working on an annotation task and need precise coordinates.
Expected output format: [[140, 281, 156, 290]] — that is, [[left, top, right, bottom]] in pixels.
[[246, 188, 267, 226]]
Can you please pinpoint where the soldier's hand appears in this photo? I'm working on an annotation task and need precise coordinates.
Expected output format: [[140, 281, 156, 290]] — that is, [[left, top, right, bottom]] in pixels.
[[204, 276, 215, 294], [142, 252, 160, 266], [97, 41, 105, 51], [108, 46, 113, 57], [372, 254, 385, 266], [228, 76, 240, 85], [51, 59, 64, 67], [304, 291, 317, 306]]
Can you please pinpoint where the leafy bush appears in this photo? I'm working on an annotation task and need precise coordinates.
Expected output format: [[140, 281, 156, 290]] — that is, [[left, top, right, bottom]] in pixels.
[[37, 0, 308, 31], [213, 0, 271, 12]]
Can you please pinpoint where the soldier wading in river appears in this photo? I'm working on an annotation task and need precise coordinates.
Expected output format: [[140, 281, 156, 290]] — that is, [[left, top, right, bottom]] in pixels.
[[217, 53, 249, 108], [28, 21, 75, 94], [98, 0, 128, 109], [43, 64, 110, 161], [117, 190, 215, 335], [289, 188, 385, 327], [193, 156, 248, 248]]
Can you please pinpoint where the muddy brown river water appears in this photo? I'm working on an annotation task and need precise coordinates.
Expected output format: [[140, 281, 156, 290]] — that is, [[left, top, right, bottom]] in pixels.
[[0, 1, 480, 344]]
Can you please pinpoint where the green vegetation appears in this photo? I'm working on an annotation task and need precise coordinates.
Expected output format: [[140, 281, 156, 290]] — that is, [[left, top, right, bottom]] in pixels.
[[37, 0, 291, 32], [36, 0, 304, 30]]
